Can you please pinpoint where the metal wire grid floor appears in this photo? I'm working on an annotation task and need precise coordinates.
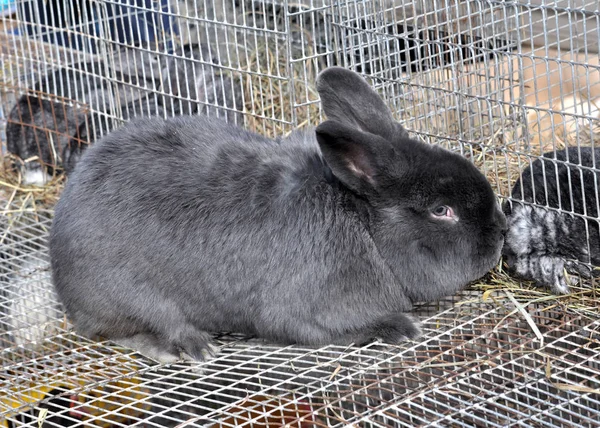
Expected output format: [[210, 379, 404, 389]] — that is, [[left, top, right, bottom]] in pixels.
[[1, 0, 600, 426], [1, 207, 599, 427]]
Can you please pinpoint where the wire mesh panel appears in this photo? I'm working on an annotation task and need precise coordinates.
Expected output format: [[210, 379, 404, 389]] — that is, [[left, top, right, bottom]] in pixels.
[[1, 0, 300, 185], [1, 0, 600, 426], [1, 207, 599, 426], [326, 0, 521, 184], [500, 1, 600, 293], [308, 0, 600, 291]]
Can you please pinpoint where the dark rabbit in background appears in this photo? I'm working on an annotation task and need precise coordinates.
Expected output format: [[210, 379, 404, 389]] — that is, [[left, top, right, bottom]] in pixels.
[[50, 67, 506, 363], [7, 50, 160, 184], [503, 147, 600, 294], [7, 43, 243, 185]]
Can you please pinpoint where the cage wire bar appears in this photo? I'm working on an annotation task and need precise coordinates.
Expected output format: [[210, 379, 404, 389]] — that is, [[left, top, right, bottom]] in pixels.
[[1, 0, 600, 426]]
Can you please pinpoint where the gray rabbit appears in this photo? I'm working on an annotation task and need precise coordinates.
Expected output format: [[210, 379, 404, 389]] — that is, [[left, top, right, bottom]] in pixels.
[[503, 147, 600, 294], [49, 67, 506, 363], [156, 43, 244, 124], [7, 43, 243, 184]]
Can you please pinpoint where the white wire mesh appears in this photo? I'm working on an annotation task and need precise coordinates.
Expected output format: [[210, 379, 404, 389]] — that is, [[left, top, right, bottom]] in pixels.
[[1, 207, 599, 427], [1, 0, 600, 426]]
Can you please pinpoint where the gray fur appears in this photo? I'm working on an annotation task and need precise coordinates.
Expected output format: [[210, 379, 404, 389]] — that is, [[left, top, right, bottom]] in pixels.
[[50, 67, 505, 362], [503, 147, 600, 293]]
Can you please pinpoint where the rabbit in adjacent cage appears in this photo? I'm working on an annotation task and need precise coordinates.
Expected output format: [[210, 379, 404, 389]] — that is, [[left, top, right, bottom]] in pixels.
[[49, 67, 506, 363], [1, 252, 61, 350], [157, 43, 244, 123], [6, 53, 146, 185], [503, 147, 600, 294], [6, 43, 244, 185], [0, 212, 61, 351]]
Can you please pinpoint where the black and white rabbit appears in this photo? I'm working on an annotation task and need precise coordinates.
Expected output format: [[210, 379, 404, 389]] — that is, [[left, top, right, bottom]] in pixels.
[[49, 67, 506, 363], [7, 43, 244, 185], [6, 58, 137, 185], [503, 147, 600, 294]]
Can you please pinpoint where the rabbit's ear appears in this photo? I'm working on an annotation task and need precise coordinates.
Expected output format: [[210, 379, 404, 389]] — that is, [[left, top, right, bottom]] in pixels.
[[316, 120, 393, 194], [316, 67, 402, 139]]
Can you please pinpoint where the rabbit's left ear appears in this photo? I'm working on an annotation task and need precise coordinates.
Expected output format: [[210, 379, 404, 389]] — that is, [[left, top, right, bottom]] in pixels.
[[315, 120, 396, 195], [316, 67, 406, 140]]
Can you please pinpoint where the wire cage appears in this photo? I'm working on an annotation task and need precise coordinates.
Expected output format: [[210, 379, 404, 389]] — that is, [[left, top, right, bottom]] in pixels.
[[1, 0, 599, 426]]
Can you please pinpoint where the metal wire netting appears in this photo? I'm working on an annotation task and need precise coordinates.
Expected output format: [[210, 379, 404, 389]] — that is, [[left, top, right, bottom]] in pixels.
[[1, 0, 600, 426], [1, 207, 599, 427]]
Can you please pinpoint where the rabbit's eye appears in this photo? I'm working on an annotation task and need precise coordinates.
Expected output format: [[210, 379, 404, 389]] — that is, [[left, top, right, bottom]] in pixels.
[[431, 206, 456, 220], [432, 205, 450, 216]]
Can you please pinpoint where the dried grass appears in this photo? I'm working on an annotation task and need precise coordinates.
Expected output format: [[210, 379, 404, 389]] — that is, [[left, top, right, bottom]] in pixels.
[[471, 267, 599, 316], [0, 155, 64, 213], [242, 39, 321, 138]]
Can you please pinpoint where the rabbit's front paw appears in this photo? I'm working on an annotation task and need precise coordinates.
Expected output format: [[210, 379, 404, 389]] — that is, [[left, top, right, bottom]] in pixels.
[[531, 255, 573, 294], [354, 313, 422, 345]]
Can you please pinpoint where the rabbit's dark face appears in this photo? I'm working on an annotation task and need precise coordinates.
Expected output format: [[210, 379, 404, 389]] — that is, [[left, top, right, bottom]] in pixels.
[[314, 66, 506, 303], [314, 120, 505, 304], [362, 138, 506, 303]]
